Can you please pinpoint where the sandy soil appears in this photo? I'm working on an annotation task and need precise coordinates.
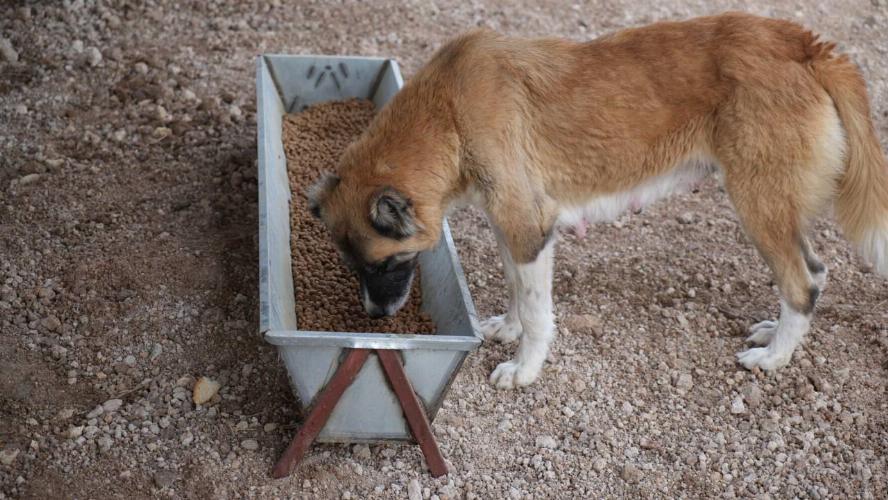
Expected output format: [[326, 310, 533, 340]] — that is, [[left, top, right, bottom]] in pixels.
[[1, 1, 886, 499]]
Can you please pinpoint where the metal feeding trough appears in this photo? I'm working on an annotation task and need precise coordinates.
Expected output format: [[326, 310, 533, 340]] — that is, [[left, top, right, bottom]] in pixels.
[[256, 54, 481, 478]]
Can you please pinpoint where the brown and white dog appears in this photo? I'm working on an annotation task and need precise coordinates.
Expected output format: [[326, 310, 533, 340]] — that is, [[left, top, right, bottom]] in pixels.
[[309, 13, 888, 388]]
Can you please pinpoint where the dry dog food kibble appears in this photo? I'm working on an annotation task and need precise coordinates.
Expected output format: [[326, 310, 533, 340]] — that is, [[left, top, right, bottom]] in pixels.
[[283, 99, 436, 334]]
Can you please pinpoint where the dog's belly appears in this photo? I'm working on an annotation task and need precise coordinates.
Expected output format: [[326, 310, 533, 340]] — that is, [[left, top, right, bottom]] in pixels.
[[557, 157, 716, 232]]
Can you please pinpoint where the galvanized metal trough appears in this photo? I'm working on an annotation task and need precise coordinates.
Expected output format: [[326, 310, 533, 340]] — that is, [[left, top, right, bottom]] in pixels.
[[256, 53, 481, 470]]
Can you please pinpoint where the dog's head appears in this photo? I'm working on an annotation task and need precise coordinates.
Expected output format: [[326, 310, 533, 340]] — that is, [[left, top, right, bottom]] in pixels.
[[308, 143, 446, 318]]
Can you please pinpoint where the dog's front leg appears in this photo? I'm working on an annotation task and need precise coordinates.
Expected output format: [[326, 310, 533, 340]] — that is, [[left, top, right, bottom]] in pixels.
[[489, 238, 555, 389], [479, 230, 523, 342]]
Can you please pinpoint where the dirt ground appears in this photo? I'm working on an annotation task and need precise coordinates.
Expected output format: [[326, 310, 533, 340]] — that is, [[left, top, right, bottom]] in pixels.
[[1, 1, 886, 499]]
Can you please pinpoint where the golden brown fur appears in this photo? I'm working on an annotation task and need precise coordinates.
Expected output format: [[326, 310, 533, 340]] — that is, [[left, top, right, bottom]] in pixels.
[[312, 12, 888, 379]]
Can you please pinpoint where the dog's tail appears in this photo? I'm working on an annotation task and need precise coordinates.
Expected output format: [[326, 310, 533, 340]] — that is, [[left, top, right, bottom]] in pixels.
[[810, 39, 888, 275]]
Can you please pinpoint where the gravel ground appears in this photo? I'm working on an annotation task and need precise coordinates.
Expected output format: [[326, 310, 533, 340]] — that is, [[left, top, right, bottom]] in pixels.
[[1, 1, 886, 499]]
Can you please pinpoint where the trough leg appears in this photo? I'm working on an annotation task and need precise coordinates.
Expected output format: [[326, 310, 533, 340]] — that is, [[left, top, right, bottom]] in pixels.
[[272, 348, 370, 479], [376, 349, 448, 477]]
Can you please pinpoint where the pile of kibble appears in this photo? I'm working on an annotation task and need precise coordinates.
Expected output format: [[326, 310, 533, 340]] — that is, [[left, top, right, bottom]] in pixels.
[[283, 99, 435, 334]]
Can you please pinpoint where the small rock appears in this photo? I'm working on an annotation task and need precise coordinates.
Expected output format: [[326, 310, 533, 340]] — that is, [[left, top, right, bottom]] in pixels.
[[153, 470, 176, 488], [0, 38, 18, 63], [0, 448, 19, 465], [352, 444, 371, 460], [85, 46, 102, 66], [86, 405, 104, 419], [192, 377, 221, 405], [497, 419, 512, 432], [40, 315, 61, 331], [152, 126, 172, 140], [149, 343, 162, 360], [123, 355, 136, 366], [593, 458, 607, 472], [134, 62, 149, 74], [181, 432, 194, 446], [67, 425, 84, 439], [14, 104, 27, 115], [810, 376, 832, 393], [57, 408, 75, 420], [97, 436, 113, 452], [241, 439, 259, 451], [102, 399, 123, 413], [263, 423, 277, 432], [677, 212, 695, 224], [621, 401, 634, 415], [50, 345, 68, 359], [674, 372, 694, 392], [742, 384, 763, 408], [621, 463, 642, 483], [562, 314, 602, 336], [572, 378, 587, 393], [407, 479, 422, 500], [536, 435, 558, 449], [730, 396, 747, 414]]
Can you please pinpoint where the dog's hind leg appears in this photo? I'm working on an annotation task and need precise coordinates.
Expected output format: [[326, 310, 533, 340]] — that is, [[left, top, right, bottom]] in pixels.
[[723, 172, 823, 370], [489, 238, 556, 388], [479, 229, 523, 342]]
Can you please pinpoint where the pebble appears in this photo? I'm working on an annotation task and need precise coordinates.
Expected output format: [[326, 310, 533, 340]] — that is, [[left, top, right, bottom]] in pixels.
[[123, 355, 136, 366], [536, 435, 558, 449], [563, 314, 602, 336], [181, 432, 194, 446], [742, 384, 763, 408], [0, 38, 18, 63], [0, 448, 19, 466], [67, 425, 84, 439], [193, 376, 221, 405], [241, 439, 259, 450], [730, 396, 747, 414], [97, 436, 113, 452], [153, 470, 176, 488], [677, 212, 696, 224], [593, 458, 607, 472], [674, 372, 694, 392], [86, 405, 104, 419], [621, 463, 642, 483], [40, 315, 61, 331], [150, 343, 163, 360], [14, 104, 27, 115], [263, 423, 278, 432], [407, 479, 422, 500], [85, 46, 102, 66], [102, 399, 123, 413], [352, 444, 371, 460]]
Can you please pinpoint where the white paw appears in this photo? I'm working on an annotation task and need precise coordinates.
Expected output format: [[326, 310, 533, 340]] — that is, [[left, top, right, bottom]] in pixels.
[[489, 359, 539, 389], [747, 320, 778, 346], [479, 314, 522, 342], [736, 347, 790, 371]]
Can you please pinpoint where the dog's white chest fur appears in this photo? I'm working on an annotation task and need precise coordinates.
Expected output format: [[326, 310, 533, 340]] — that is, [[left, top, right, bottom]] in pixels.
[[557, 157, 717, 231]]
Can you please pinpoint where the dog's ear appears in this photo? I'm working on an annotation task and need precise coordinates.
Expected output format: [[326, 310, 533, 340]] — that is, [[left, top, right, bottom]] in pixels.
[[369, 187, 420, 239], [307, 172, 340, 218]]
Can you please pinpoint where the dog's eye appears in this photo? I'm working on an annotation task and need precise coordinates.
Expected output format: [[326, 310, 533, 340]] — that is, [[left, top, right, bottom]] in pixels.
[[366, 252, 417, 274]]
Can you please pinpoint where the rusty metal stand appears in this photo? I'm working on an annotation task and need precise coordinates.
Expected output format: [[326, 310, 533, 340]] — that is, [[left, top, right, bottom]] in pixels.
[[272, 348, 448, 479]]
